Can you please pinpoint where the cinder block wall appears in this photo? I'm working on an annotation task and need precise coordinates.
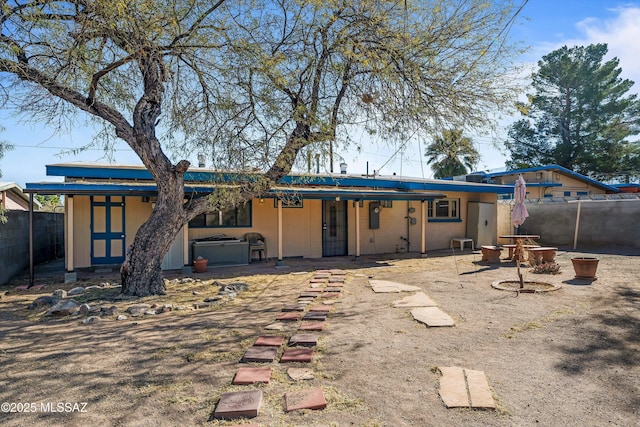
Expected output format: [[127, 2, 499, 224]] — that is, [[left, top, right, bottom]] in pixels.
[[498, 198, 640, 249], [0, 211, 64, 285]]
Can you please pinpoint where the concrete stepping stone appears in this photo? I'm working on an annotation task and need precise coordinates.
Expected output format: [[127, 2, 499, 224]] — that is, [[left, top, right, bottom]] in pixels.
[[369, 279, 421, 293], [277, 312, 302, 321], [299, 321, 324, 331], [309, 305, 332, 313], [313, 273, 331, 279], [287, 367, 314, 381], [264, 322, 285, 330], [302, 312, 327, 321], [299, 292, 319, 298], [285, 387, 327, 412], [321, 292, 340, 299], [329, 276, 345, 283], [289, 333, 319, 347], [214, 389, 263, 419], [254, 335, 285, 347], [304, 288, 323, 293], [297, 299, 313, 305], [281, 348, 314, 362], [310, 278, 327, 284], [392, 292, 438, 308], [233, 367, 272, 385], [438, 367, 495, 409], [411, 307, 455, 327], [324, 287, 342, 293], [241, 346, 278, 363], [282, 304, 306, 312], [326, 282, 343, 287], [329, 269, 346, 275], [309, 282, 324, 288]]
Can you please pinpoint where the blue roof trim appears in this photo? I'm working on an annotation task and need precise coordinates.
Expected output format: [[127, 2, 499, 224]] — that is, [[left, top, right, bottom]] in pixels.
[[41, 163, 515, 194], [483, 164, 620, 193]]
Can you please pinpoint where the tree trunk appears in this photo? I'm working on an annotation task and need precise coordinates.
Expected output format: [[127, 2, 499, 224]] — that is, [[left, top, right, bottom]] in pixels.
[[120, 162, 191, 296], [120, 200, 186, 296]]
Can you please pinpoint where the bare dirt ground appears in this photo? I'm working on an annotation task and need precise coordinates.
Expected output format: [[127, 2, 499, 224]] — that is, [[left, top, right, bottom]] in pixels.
[[0, 247, 638, 427]]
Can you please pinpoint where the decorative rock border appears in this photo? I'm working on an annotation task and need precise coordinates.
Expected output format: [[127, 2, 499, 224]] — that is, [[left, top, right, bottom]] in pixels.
[[491, 279, 561, 293]]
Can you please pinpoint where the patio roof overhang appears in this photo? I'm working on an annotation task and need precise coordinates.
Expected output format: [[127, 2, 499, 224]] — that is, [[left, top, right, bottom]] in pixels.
[[24, 181, 447, 201]]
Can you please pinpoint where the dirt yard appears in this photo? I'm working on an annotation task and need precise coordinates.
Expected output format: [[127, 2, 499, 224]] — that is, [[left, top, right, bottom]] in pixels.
[[0, 247, 638, 427]]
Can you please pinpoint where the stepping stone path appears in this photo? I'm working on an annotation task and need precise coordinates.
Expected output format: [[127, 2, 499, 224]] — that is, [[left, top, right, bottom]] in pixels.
[[213, 268, 346, 420], [285, 387, 327, 412], [369, 279, 421, 293], [214, 390, 263, 418], [438, 367, 496, 409], [392, 292, 438, 308], [411, 307, 455, 327], [241, 346, 278, 363], [233, 367, 272, 385]]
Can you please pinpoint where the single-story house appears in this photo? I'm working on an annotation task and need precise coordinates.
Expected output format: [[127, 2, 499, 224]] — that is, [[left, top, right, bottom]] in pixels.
[[25, 163, 515, 273], [1, 182, 41, 211], [455, 164, 620, 199]]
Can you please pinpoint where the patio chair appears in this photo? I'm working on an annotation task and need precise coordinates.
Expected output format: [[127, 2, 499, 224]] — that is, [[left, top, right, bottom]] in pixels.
[[244, 232, 267, 263]]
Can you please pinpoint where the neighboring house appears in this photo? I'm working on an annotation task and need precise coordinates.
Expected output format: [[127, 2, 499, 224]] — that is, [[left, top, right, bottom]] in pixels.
[[0, 182, 42, 211], [25, 163, 515, 272], [459, 165, 620, 199]]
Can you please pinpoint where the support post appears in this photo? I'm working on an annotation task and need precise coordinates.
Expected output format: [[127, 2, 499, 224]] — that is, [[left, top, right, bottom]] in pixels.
[[277, 199, 284, 266], [355, 199, 361, 258], [573, 200, 582, 250], [421, 200, 427, 257], [29, 193, 34, 286]]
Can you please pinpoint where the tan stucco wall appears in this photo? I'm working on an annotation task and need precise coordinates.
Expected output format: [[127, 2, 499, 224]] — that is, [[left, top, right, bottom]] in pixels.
[[68, 192, 500, 268], [70, 195, 153, 268]]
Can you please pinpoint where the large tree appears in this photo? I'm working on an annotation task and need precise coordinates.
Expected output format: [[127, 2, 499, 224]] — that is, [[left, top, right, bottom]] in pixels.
[[425, 129, 479, 178], [505, 43, 640, 178], [0, 0, 522, 296]]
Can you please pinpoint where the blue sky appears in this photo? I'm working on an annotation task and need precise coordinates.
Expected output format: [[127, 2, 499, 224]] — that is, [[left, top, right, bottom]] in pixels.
[[2, 0, 640, 186]]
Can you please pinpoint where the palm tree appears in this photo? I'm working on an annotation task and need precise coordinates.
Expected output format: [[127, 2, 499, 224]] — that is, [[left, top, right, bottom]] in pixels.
[[425, 129, 480, 178]]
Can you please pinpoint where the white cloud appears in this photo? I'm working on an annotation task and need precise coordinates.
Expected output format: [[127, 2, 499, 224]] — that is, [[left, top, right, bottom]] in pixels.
[[549, 6, 640, 93]]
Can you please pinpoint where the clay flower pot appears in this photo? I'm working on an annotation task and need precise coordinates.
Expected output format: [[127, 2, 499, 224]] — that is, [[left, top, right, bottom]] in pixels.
[[193, 258, 208, 273], [571, 257, 599, 280]]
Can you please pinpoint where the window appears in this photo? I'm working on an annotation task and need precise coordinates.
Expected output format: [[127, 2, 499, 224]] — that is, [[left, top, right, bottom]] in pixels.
[[274, 197, 303, 208], [189, 202, 252, 228], [427, 199, 459, 221], [380, 200, 393, 208]]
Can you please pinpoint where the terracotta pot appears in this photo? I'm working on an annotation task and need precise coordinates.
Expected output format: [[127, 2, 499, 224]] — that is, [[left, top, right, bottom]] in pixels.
[[571, 257, 599, 279], [193, 258, 208, 273]]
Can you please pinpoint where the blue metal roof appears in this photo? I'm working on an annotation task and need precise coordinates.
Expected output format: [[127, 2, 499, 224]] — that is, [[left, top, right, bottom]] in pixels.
[[39, 163, 515, 195], [483, 164, 620, 193]]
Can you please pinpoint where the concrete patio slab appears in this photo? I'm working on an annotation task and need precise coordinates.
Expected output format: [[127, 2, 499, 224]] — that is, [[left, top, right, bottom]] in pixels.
[[285, 387, 327, 412], [392, 292, 438, 308], [369, 279, 421, 293], [233, 367, 272, 385], [214, 389, 262, 419], [411, 307, 455, 327]]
